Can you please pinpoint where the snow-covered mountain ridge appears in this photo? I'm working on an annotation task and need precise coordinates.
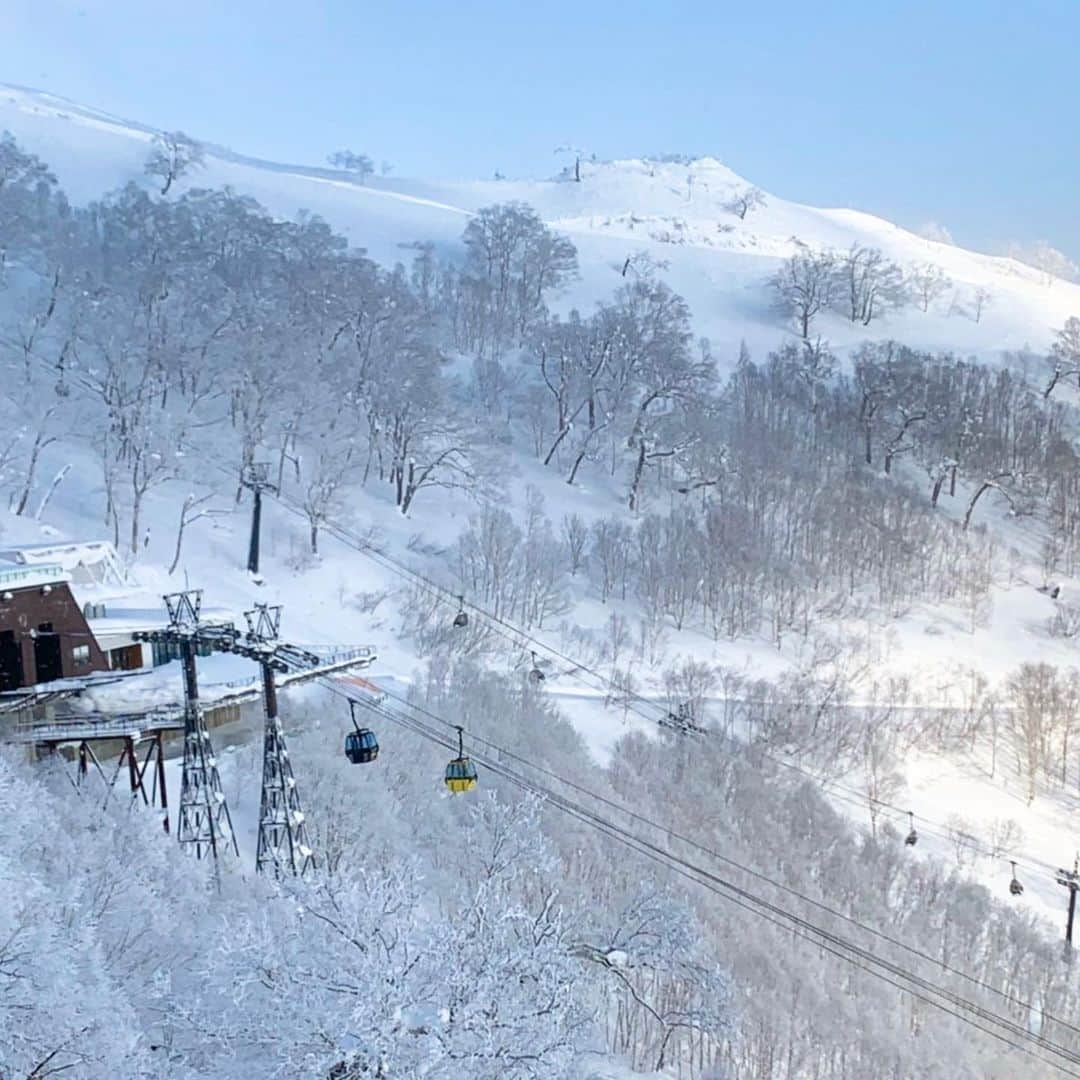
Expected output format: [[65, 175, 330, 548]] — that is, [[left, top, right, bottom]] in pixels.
[[3, 81, 1077, 362], [6, 81, 1080, 1080]]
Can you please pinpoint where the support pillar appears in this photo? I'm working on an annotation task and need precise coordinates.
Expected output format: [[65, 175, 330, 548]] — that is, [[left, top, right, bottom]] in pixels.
[[255, 658, 314, 877]]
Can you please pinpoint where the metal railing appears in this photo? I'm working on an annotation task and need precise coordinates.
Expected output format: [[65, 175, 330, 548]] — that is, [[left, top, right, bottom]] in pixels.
[[1, 647, 378, 745], [0, 563, 67, 589]]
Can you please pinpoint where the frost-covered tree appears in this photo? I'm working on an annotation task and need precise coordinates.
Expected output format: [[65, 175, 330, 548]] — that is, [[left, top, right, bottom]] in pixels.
[[838, 244, 907, 325], [909, 262, 953, 312], [1008, 239, 1079, 285], [144, 130, 204, 195], [461, 202, 578, 354], [327, 149, 375, 182], [723, 185, 766, 219], [769, 241, 837, 338], [1044, 315, 1080, 398]]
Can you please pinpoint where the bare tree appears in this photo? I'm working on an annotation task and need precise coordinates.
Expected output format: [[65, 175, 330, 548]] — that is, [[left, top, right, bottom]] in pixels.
[[962, 471, 1017, 530], [909, 263, 952, 312], [561, 513, 589, 576], [299, 434, 357, 553], [769, 241, 837, 338], [861, 725, 903, 838], [972, 286, 992, 323], [839, 245, 907, 325], [724, 186, 766, 220], [1044, 316, 1080, 398], [1006, 663, 1060, 802], [555, 145, 587, 182], [327, 150, 375, 183], [144, 131, 204, 196], [169, 493, 226, 575]]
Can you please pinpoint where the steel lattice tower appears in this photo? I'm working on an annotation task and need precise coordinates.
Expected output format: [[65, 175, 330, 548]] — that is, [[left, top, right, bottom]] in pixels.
[[168, 591, 239, 860], [248, 604, 315, 877]]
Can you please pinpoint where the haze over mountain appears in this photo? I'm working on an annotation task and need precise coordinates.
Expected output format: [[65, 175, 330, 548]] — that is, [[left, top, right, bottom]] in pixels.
[[4, 81, 1077, 363]]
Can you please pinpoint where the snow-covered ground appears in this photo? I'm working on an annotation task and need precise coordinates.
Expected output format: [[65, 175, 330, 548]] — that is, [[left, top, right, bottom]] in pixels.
[[3, 81, 1078, 368], [4, 79, 1080, 950]]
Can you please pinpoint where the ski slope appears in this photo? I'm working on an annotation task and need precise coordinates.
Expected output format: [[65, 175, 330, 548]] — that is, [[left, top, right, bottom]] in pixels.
[[3, 81, 1078, 367]]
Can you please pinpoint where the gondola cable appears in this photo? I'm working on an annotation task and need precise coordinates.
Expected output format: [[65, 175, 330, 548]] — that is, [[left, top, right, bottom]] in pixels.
[[315, 679, 1080, 1077], [358, 677, 1080, 1041], [156, 434, 1066, 888]]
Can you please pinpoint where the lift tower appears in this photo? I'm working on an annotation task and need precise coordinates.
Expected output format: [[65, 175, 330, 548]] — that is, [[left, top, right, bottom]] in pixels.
[[241, 603, 317, 877], [136, 591, 239, 860]]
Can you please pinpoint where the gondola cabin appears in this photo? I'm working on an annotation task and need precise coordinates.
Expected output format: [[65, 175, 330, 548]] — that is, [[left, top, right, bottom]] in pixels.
[[444, 757, 478, 793], [444, 725, 478, 792], [345, 728, 379, 764]]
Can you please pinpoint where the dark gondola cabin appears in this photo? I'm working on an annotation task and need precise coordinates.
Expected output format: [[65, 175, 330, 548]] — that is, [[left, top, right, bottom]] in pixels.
[[343, 700, 379, 764], [451, 594, 470, 628], [345, 728, 379, 764]]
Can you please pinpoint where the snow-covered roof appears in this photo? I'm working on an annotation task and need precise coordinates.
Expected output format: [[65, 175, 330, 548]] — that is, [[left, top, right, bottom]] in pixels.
[[0, 540, 127, 586], [0, 557, 70, 592]]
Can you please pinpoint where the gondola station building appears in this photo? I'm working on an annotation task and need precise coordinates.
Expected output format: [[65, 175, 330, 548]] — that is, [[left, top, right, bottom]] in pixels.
[[0, 555, 109, 691]]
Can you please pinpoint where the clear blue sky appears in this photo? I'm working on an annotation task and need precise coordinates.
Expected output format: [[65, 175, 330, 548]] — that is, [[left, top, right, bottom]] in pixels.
[[4, 0, 1078, 262]]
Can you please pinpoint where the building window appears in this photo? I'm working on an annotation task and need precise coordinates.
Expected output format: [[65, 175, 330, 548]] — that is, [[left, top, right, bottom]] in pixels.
[[72, 644, 90, 666], [109, 645, 143, 672]]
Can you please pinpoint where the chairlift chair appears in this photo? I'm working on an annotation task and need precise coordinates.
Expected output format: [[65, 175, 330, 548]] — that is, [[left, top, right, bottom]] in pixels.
[[444, 725, 478, 793], [343, 700, 379, 765]]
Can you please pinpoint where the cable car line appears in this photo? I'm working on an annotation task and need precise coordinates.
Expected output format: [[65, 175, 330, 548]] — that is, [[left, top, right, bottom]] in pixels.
[[347, 677, 1080, 1042], [316, 679, 1080, 1077], [9, 306, 1076, 1061], [379, 713, 1080, 1075], [241, 474, 1069, 889], [165, 442, 1067, 892]]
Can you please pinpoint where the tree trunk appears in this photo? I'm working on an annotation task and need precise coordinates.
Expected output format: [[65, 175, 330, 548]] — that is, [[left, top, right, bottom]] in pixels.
[[169, 500, 191, 576], [15, 432, 47, 516], [963, 481, 993, 530], [567, 448, 588, 486], [35, 464, 70, 523], [628, 441, 647, 511], [130, 495, 142, 557]]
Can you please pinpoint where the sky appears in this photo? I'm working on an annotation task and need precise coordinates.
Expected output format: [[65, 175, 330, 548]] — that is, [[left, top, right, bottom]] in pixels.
[[2, 0, 1078, 264]]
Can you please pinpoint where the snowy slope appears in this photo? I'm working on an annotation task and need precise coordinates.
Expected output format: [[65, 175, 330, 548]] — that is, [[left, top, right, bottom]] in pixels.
[[3, 82, 1077, 366], [6, 81, 1080, 939]]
